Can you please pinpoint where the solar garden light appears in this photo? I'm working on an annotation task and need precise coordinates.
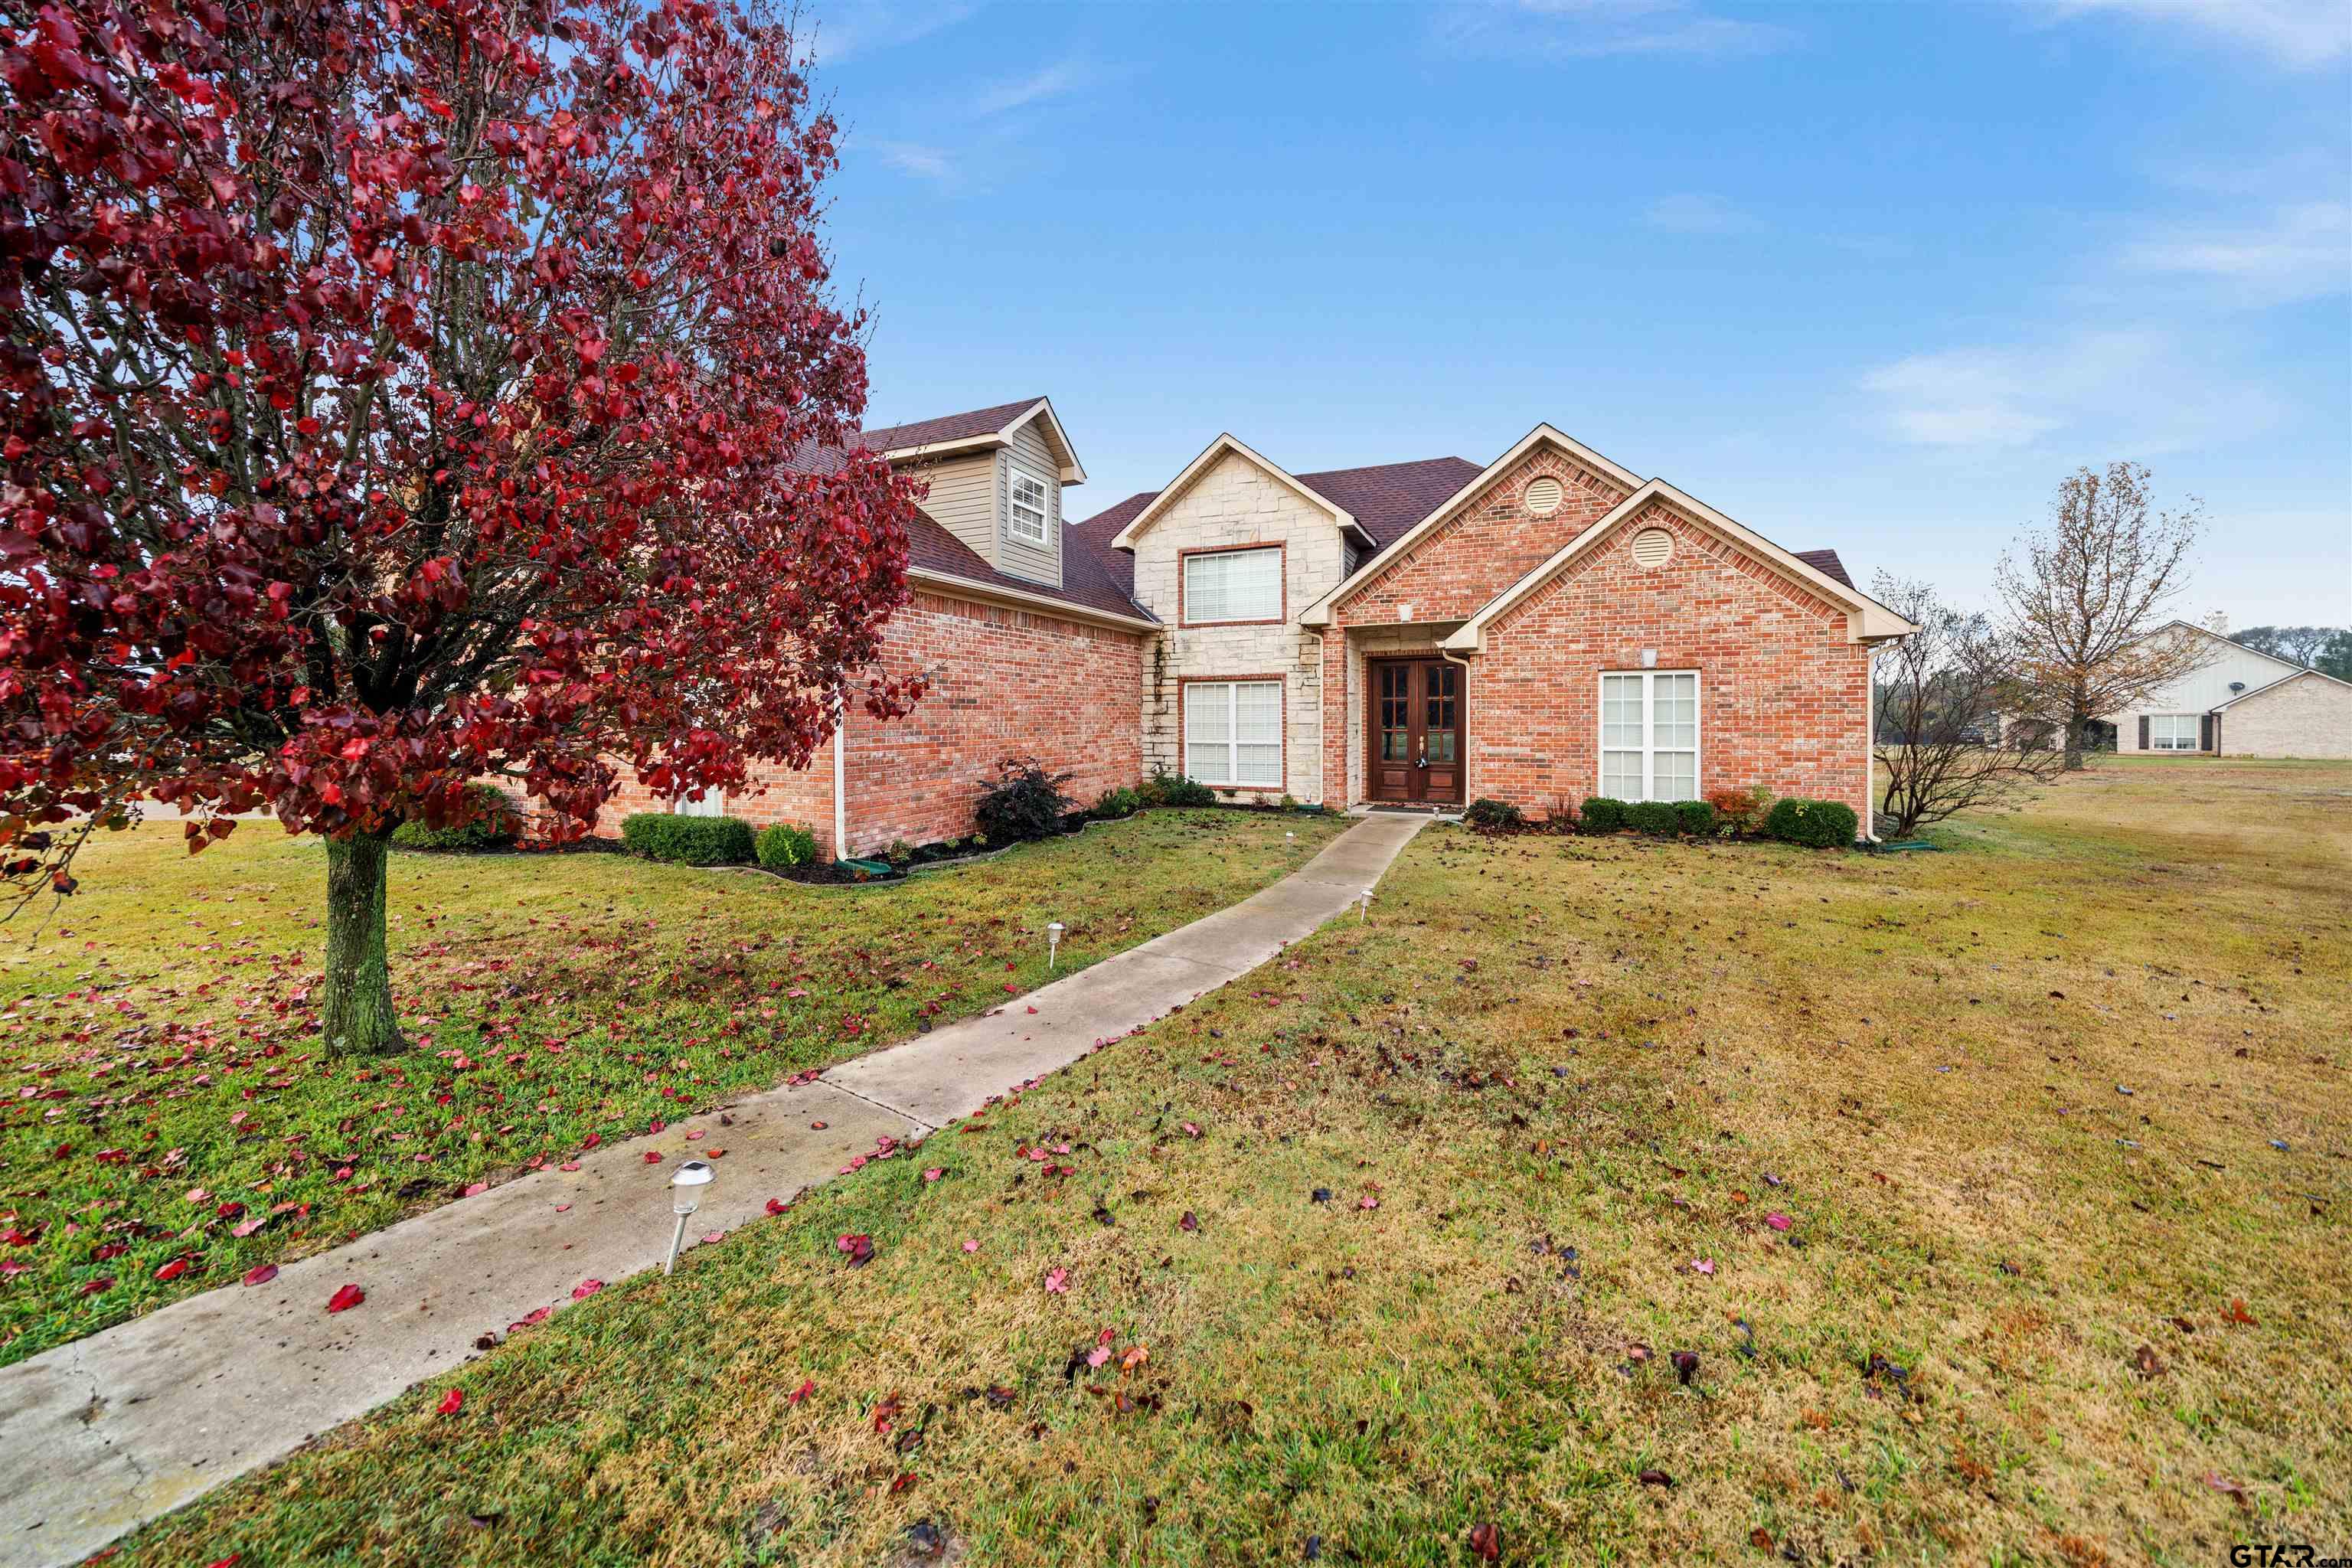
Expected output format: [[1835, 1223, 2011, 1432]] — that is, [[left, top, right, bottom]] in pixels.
[[1359, 887, 1374, 923], [664, 1159, 714, 1275], [1046, 920, 1067, 971]]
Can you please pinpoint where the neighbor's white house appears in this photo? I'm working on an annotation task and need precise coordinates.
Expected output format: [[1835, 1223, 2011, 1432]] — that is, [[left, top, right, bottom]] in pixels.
[[2102, 620, 2352, 759]]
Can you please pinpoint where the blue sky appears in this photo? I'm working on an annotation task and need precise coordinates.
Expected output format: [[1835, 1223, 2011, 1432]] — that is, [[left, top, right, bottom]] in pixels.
[[808, 0, 2351, 626]]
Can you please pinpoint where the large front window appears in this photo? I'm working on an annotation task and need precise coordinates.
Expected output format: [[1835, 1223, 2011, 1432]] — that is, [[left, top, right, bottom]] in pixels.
[[2149, 714, 2200, 752], [1599, 671, 1699, 801], [1184, 546, 1282, 623], [1184, 680, 1283, 787]]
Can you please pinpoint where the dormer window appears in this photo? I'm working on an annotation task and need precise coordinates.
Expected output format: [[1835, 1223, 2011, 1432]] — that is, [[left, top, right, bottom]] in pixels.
[[1007, 463, 1050, 547]]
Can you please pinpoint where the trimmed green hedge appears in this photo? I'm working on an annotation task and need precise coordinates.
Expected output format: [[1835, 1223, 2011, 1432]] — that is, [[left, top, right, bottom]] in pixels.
[[1140, 771, 1217, 808], [620, 812, 755, 865], [1093, 786, 1142, 819], [1764, 797, 1859, 848], [1463, 797, 1524, 830], [756, 822, 818, 869], [1626, 801, 1680, 836], [1673, 799, 1717, 835], [1578, 796, 1628, 835], [390, 784, 521, 851]]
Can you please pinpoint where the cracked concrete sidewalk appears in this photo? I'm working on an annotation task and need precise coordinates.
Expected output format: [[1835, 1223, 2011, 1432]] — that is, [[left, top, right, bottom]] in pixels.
[[0, 809, 1426, 1568]]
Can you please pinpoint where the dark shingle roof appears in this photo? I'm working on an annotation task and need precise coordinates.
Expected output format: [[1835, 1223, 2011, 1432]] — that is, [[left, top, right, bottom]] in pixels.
[[1792, 549, 1854, 589], [860, 399, 1044, 453]]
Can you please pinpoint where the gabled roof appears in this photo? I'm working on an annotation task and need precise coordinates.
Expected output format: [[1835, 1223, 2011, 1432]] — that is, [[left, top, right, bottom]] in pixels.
[[1793, 549, 1854, 590], [1108, 433, 1367, 550], [1071, 455, 1479, 565], [1435, 477, 1916, 649], [2133, 620, 2352, 702], [1298, 423, 1643, 626], [863, 397, 1087, 485]]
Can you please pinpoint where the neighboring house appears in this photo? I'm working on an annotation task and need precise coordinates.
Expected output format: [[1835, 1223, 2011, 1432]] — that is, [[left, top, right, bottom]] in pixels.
[[1073, 423, 1913, 831], [593, 398, 1155, 857], [599, 402, 1919, 851], [2102, 620, 2352, 759]]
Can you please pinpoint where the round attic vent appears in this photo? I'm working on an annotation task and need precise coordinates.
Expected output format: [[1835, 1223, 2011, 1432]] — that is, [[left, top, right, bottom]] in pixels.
[[1524, 476, 1565, 516], [1631, 527, 1674, 568]]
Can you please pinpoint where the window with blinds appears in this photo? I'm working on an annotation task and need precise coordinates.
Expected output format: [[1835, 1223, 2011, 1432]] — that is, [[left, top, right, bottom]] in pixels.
[[1599, 670, 1699, 801], [1184, 680, 1283, 786], [1006, 464, 1050, 546], [1183, 546, 1281, 622]]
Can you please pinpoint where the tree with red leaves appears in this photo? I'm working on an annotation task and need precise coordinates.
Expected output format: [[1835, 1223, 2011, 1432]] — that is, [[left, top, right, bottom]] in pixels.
[[0, 0, 920, 1054]]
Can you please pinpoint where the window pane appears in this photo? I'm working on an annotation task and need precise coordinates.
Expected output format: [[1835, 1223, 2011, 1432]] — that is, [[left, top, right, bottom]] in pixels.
[[1235, 681, 1282, 743], [1008, 468, 1049, 544], [1656, 674, 1696, 748], [1655, 750, 1697, 800], [1184, 683, 1231, 781], [1185, 547, 1279, 622], [1236, 745, 1283, 786], [1602, 753, 1640, 799]]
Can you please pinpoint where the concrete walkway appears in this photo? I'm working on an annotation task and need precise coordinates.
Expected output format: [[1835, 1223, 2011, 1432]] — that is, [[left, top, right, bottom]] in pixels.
[[0, 811, 1427, 1568]]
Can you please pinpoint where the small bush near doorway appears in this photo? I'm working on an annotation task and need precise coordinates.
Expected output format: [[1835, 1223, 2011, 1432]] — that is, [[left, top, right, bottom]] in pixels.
[[1463, 797, 1525, 830]]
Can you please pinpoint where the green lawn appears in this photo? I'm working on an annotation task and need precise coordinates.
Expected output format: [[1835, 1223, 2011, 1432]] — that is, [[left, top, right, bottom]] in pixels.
[[0, 808, 1347, 1365], [73, 760, 2352, 1564]]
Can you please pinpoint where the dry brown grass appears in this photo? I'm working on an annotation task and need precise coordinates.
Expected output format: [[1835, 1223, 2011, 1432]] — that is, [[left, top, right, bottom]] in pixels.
[[113, 757, 2350, 1566]]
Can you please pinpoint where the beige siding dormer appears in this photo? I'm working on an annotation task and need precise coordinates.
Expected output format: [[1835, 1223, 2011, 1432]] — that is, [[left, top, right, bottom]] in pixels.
[[910, 452, 998, 564], [997, 420, 1063, 589]]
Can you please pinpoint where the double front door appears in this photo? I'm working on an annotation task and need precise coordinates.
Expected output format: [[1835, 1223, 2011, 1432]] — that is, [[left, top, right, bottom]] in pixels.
[[1368, 658, 1463, 805]]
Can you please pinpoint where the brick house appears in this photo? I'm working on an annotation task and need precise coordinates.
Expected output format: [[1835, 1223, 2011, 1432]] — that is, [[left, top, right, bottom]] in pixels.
[[616, 403, 1918, 853]]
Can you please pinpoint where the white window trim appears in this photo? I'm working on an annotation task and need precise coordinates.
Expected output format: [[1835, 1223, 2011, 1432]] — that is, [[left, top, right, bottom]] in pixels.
[[1596, 668, 1701, 802], [2148, 712, 2201, 752], [1182, 544, 1283, 625], [1183, 678, 1285, 789], [674, 789, 726, 818], [1005, 460, 1050, 547]]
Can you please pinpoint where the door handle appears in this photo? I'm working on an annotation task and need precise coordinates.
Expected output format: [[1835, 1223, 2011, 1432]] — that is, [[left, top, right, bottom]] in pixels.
[[1415, 756, 1428, 768]]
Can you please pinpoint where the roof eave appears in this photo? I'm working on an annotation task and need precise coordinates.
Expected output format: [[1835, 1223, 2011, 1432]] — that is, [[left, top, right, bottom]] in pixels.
[[906, 566, 1158, 632]]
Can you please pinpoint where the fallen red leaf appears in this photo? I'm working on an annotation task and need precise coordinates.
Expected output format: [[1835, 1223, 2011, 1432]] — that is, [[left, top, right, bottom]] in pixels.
[[326, 1282, 365, 1313], [1469, 1523, 1501, 1561], [788, 1377, 815, 1403], [437, 1388, 464, 1416], [153, 1257, 189, 1282], [572, 1278, 604, 1300], [242, 1263, 278, 1287], [765, 1197, 788, 1215]]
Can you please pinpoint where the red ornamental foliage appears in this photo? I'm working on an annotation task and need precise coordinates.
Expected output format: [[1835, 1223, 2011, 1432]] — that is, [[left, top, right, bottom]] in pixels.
[[0, 0, 921, 888]]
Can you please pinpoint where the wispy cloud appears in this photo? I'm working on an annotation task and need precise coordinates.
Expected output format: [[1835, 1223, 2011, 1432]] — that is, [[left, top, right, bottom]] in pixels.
[[1860, 330, 2282, 453], [874, 140, 959, 185], [2120, 201, 2351, 305], [2038, 0, 2351, 68], [1641, 193, 1759, 234], [1432, 0, 1797, 60], [805, 0, 977, 67], [970, 58, 1100, 117]]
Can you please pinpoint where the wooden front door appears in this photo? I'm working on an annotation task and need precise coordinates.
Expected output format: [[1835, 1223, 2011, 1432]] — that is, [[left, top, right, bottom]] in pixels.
[[1367, 658, 1465, 805]]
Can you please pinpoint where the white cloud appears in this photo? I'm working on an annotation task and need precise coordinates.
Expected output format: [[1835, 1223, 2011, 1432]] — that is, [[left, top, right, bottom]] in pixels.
[[2040, 0, 2351, 67], [874, 140, 959, 184], [1432, 0, 1796, 60], [805, 0, 976, 67], [971, 59, 1099, 117], [1641, 193, 1758, 234], [1860, 330, 2283, 453], [2120, 201, 2351, 305]]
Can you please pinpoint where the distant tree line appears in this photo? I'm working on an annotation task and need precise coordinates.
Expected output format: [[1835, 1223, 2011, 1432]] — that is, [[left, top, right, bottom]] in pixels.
[[2230, 626, 2352, 681]]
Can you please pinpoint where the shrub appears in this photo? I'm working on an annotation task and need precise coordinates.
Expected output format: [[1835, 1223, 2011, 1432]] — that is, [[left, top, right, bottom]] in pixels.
[[1463, 797, 1524, 830], [1146, 769, 1217, 808], [1093, 786, 1142, 819], [755, 822, 817, 869], [974, 756, 1075, 846], [1627, 800, 1681, 836], [620, 812, 755, 865], [1765, 797, 1860, 849], [1578, 796, 1628, 835], [1704, 786, 1766, 835], [1672, 799, 1717, 836], [390, 784, 520, 851]]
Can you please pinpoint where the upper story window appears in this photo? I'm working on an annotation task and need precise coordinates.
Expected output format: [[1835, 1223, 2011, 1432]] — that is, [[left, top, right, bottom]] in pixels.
[[1183, 545, 1282, 624], [1006, 463, 1050, 547]]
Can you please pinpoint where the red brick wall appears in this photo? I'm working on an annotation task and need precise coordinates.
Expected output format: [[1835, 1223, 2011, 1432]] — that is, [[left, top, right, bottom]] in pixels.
[[835, 591, 1142, 857], [1319, 452, 1870, 818], [580, 590, 1143, 858], [1473, 501, 1867, 815]]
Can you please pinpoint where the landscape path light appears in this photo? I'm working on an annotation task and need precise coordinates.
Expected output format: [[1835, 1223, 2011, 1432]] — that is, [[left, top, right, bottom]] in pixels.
[[1047, 920, 1066, 971], [1359, 887, 1374, 923], [665, 1158, 715, 1275]]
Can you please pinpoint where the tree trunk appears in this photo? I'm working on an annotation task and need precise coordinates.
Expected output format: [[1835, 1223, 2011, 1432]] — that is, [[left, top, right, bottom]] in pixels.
[[2062, 714, 2087, 772], [322, 831, 405, 1057]]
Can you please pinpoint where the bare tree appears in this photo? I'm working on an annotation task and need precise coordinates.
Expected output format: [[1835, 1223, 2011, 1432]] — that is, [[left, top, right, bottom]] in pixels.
[[1872, 577, 2064, 837], [1994, 462, 2209, 769], [2232, 625, 2344, 668]]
